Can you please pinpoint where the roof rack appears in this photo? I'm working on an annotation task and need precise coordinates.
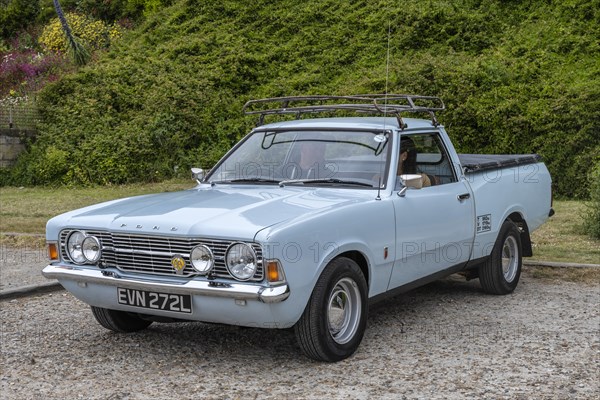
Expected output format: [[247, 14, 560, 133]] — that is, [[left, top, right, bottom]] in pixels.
[[242, 94, 445, 129]]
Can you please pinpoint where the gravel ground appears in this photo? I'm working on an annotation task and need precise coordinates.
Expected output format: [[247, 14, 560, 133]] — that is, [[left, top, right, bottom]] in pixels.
[[0, 245, 48, 291], [1, 269, 598, 400]]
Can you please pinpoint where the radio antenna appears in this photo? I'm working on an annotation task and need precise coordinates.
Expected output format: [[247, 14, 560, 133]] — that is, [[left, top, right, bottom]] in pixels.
[[376, 21, 392, 201], [384, 20, 392, 107]]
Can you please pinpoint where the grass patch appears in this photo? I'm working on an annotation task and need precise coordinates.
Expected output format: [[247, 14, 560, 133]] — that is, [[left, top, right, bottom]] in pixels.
[[0, 180, 193, 235], [0, 234, 45, 248], [523, 266, 600, 284], [530, 200, 600, 265]]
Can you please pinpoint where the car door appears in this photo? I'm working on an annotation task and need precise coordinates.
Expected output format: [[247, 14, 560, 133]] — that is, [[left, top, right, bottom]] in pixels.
[[387, 132, 475, 290]]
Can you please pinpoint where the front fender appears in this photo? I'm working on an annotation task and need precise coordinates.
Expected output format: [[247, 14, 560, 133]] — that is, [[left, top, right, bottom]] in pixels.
[[256, 197, 396, 325]]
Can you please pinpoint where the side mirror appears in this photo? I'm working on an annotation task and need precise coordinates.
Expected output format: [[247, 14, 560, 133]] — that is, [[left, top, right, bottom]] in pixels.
[[396, 174, 423, 197], [400, 174, 423, 189], [191, 168, 204, 184]]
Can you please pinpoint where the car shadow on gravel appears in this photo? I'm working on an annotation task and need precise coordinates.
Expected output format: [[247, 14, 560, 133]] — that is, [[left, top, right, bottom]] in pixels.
[[104, 318, 303, 364], [85, 275, 487, 363], [371, 274, 484, 310]]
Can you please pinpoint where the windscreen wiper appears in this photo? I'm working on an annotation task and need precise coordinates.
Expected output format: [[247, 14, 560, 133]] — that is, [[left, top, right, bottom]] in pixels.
[[211, 178, 280, 184], [279, 178, 373, 187]]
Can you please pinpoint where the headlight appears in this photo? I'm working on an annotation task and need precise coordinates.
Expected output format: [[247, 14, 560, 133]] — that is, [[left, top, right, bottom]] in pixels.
[[66, 231, 101, 264], [66, 230, 86, 264], [226, 243, 257, 281], [190, 245, 214, 274], [82, 236, 102, 263]]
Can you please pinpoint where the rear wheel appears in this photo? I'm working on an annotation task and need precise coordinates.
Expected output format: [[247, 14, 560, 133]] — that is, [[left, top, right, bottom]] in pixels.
[[294, 257, 368, 362], [91, 306, 153, 333], [479, 220, 522, 295]]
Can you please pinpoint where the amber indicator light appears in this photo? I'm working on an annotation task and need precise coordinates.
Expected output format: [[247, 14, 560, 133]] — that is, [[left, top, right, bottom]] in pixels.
[[267, 262, 280, 282], [48, 243, 59, 261]]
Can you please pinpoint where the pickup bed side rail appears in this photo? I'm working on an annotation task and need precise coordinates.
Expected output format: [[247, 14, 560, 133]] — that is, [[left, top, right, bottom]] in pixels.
[[459, 154, 542, 173]]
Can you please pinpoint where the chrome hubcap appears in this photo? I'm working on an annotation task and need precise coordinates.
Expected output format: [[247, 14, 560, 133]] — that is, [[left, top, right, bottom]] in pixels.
[[502, 236, 519, 282], [327, 277, 361, 344]]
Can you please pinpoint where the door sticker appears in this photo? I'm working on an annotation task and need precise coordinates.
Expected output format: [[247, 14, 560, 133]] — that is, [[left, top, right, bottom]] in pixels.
[[477, 214, 492, 233]]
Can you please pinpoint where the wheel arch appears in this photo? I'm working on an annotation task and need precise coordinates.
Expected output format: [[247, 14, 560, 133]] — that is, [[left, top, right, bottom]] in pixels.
[[336, 250, 370, 290], [506, 212, 533, 257], [294, 252, 370, 361]]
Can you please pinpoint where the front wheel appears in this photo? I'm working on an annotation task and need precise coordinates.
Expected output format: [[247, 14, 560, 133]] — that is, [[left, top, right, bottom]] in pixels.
[[294, 257, 368, 362], [91, 306, 153, 333], [479, 220, 523, 295]]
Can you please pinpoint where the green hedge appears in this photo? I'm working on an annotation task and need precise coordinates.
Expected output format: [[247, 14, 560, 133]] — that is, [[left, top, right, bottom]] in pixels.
[[0, 0, 40, 39], [583, 161, 600, 239], [5, 0, 600, 198]]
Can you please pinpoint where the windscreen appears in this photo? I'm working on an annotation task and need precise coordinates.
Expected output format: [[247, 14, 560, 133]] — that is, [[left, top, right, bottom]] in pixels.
[[207, 130, 390, 188]]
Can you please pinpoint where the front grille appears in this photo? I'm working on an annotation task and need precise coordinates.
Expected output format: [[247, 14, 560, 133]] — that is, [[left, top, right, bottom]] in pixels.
[[59, 230, 264, 281]]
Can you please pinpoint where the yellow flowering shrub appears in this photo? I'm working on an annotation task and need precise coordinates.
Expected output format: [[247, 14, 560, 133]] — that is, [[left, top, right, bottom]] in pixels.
[[39, 13, 123, 53]]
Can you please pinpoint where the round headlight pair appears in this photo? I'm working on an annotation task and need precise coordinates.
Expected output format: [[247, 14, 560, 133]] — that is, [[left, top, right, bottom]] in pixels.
[[66, 231, 101, 264], [226, 243, 257, 281]]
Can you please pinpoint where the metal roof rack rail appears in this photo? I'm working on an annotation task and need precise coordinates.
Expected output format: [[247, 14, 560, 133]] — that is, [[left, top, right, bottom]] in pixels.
[[242, 94, 445, 129]]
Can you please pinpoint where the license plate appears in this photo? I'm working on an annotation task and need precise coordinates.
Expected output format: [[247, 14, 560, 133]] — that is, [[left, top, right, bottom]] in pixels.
[[117, 288, 192, 314]]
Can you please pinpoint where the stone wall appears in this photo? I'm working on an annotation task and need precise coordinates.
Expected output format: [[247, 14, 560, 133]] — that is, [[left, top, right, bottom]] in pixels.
[[0, 129, 34, 168], [0, 104, 38, 168]]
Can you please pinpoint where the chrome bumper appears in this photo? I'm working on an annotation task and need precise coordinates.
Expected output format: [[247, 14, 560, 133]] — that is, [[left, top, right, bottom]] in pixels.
[[42, 264, 290, 304]]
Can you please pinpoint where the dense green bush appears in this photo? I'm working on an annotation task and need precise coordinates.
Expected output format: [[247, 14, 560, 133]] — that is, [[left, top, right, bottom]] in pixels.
[[0, 0, 40, 39], [582, 161, 600, 239], [36, 0, 172, 24], [0, 0, 173, 37], [5, 0, 600, 198]]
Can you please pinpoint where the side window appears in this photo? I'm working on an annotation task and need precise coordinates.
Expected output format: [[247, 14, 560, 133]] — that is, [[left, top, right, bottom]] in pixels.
[[398, 133, 456, 187]]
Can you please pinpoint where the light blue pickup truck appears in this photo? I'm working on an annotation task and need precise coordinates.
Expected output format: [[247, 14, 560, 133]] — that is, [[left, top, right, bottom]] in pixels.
[[43, 95, 553, 361]]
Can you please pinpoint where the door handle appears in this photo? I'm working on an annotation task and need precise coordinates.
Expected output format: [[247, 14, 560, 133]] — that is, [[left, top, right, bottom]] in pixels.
[[457, 193, 470, 201]]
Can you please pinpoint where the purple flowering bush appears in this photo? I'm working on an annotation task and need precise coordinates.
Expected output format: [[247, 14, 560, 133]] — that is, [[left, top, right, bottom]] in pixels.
[[0, 47, 71, 99]]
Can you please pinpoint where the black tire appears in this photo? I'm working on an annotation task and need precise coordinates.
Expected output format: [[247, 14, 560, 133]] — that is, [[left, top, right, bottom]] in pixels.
[[294, 257, 368, 362], [479, 220, 523, 295], [91, 306, 153, 333]]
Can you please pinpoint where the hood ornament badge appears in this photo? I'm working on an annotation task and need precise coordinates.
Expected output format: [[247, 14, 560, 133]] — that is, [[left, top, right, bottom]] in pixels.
[[171, 255, 186, 275]]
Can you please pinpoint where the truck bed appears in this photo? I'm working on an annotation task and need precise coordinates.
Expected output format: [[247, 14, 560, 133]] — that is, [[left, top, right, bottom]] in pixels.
[[458, 154, 542, 173]]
